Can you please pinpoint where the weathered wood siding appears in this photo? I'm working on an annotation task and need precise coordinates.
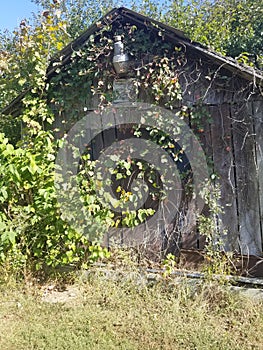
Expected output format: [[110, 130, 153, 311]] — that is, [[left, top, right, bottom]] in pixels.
[[50, 49, 263, 257], [180, 75, 263, 255]]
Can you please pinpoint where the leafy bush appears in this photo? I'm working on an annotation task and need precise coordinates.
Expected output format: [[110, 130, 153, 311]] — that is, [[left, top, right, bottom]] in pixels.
[[0, 127, 80, 269]]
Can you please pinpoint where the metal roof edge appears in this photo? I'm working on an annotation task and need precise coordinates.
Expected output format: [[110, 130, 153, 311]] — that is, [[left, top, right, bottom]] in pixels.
[[2, 7, 263, 115]]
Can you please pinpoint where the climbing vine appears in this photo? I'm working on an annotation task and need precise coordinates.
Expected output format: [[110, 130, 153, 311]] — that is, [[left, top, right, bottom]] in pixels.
[[0, 12, 223, 273]]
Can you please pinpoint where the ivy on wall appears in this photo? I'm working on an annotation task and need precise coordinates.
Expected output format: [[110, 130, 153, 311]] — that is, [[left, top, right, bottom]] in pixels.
[[0, 14, 218, 272]]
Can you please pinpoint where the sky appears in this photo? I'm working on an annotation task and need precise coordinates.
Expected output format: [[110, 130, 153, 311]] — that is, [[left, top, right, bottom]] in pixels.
[[0, 0, 40, 32]]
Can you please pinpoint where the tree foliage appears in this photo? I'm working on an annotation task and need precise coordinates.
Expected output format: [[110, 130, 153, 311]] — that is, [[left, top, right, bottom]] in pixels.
[[0, 6, 70, 111], [167, 0, 263, 69], [32, 0, 117, 38]]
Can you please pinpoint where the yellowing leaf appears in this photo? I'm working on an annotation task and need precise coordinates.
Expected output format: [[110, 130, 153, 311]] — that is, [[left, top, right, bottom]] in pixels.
[[56, 42, 64, 51], [18, 78, 26, 86]]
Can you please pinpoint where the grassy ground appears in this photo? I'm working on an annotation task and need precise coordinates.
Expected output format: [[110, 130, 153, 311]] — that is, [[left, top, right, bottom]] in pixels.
[[0, 269, 263, 350]]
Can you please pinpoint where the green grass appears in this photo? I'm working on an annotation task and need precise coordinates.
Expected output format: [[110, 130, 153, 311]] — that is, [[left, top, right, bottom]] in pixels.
[[0, 271, 262, 350]]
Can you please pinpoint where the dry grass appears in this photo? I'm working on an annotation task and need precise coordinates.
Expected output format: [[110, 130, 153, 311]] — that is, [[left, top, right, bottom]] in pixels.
[[0, 268, 263, 350]]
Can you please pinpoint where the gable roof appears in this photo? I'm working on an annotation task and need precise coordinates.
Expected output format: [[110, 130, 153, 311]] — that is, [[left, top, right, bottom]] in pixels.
[[2, 7, 263, 115]]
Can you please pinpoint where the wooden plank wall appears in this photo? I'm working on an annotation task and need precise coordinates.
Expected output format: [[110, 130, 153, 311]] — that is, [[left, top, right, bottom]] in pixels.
[[179, 66, 263, 255], [61, 84, 262, 257], [210, 104, 239, 251], [179, 97, 263, 255], [252, 99, 263, 254], [231, 102, 262, 255]]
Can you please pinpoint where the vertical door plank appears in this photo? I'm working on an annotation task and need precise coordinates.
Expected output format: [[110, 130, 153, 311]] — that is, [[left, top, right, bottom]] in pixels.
[[252, 99, 263, 254], [210, 104, 239, 251], [231, 102, 261, 255]]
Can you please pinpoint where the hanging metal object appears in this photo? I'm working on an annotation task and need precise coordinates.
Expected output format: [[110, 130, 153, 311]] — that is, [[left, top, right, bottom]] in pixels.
[[113, 35, 130, 74]]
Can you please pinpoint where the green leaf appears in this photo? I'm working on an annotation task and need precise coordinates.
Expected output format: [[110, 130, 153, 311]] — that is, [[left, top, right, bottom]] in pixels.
[[116, 173, 123, 180]]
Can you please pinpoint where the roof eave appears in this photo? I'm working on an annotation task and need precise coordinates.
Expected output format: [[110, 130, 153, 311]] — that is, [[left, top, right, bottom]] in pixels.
[[1, 7, 263, 116]]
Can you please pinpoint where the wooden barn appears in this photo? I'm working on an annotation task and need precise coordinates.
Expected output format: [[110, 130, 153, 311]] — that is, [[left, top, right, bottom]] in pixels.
[[2, 7, 263, 274]]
